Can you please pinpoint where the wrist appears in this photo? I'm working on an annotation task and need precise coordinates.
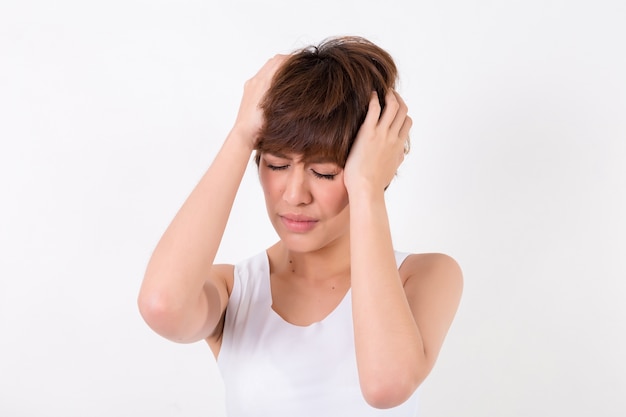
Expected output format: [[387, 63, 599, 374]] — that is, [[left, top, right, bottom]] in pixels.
[[226, 127, 257, 154], [346, 180, 386, 204]]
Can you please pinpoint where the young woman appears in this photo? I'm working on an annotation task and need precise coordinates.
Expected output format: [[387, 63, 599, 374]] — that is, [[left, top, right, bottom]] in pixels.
[[139, 36, 463, 416]]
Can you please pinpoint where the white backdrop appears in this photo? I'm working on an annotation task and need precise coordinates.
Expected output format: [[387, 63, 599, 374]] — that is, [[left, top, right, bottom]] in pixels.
[[1, 1, 625, 416]]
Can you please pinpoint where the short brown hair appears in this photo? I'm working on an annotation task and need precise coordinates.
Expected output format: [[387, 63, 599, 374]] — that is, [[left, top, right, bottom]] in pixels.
[[255, 36, 398, 167]]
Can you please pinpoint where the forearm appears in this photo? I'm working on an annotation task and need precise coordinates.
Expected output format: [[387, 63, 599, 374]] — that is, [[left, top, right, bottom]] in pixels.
[[139, 131, 253, 332], [349, 187, 425, 407]]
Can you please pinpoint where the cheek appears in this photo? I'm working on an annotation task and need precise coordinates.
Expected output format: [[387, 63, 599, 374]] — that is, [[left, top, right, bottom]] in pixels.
[[259, 169, 278, 198], [316, 184, 349, 213]]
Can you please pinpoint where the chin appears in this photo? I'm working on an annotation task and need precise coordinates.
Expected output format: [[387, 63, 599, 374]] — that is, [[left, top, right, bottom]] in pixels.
[[277, 230, 348, 255], [277, 233, 323, 253]]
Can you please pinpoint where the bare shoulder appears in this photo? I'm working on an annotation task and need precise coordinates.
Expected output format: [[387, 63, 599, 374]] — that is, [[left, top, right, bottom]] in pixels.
[[399, 253, 464, 321], [400, 253, 463, 364], [400, 252, 463, 289]]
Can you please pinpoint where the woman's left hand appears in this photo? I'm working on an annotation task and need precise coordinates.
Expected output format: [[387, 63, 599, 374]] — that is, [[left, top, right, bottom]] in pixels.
[[343, 90, 412, 195]]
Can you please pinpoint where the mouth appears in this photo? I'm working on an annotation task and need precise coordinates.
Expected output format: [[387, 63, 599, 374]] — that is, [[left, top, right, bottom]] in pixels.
[[279, 214, 319, 233]]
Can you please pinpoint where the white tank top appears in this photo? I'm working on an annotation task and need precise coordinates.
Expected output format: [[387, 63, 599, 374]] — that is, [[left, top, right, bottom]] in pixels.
[[217, 251, 420, 417]]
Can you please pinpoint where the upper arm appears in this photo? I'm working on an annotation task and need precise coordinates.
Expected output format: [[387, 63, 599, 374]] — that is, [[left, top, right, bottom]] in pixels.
[[186, 263, 233, 345], [204, 264, 233, 339], [401, 253, 463, 371]]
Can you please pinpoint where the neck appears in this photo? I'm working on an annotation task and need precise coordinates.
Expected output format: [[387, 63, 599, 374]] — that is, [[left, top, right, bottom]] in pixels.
[[267, 239, 351, 282]]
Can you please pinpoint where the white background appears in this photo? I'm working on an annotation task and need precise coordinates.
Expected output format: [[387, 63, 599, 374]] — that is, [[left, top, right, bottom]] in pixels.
[[1, 1, 625, 416]]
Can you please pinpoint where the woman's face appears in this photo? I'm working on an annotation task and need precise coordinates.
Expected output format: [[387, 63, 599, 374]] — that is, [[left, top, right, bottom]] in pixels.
[[258, 152, 350, 253]]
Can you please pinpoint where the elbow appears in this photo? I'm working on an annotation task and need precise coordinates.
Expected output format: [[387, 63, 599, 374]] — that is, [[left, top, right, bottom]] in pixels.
[[137, 287, 187, 341], [137, 289, 170, 324], [361, 369, 425, 409], [137, 281, 217, 343]]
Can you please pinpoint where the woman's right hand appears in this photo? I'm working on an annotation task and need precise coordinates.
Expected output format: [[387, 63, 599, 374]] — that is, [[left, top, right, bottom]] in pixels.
[[139, 54, 289, 345], [231, 54, 289, 149]]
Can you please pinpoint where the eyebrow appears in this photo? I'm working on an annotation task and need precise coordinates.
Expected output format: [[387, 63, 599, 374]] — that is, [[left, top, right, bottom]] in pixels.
[[306, 156, 338, 165], [264, 151, 291, 159], [263, 151, 339, 166]]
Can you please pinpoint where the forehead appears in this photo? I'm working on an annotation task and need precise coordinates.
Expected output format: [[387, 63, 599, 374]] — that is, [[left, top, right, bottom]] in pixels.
[[262, 151, 338, 165]]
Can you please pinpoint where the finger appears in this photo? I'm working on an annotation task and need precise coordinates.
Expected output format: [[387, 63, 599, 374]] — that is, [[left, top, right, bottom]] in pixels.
[[248, 54, 289, 86], [377, 90, 400, 128], [388, 91, 409, 135], [399, 114, 413, 143], [362, 91, 382, 128], [400, 116, 412, 155], [261, 54, 289, 80], [268, 54, 289, 69]]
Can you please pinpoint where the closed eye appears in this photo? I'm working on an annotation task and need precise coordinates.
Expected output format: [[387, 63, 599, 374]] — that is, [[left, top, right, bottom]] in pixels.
[[267, 164, 289, 171], [311, 170, 337, 180]]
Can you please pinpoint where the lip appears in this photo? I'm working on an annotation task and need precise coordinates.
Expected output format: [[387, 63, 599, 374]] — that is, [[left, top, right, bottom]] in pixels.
[[279, 214, 319, 233]]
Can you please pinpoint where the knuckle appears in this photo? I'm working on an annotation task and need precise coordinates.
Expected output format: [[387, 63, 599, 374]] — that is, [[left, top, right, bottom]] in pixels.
[[386, 97, 400, 112]]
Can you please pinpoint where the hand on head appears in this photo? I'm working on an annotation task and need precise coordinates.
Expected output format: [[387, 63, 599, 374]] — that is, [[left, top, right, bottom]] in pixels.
[[343, 90, 413, 194], [231, 54, 289, 150]]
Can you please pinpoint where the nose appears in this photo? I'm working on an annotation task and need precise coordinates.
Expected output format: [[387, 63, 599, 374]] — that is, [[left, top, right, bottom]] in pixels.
[[283, 167, 312, 206]]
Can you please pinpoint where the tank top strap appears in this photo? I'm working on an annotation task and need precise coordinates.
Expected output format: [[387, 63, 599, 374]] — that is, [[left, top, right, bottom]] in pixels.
[[394, 250, 412, 268]]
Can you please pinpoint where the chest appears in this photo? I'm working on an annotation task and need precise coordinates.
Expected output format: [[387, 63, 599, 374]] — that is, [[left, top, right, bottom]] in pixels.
[[217, 252, 421, 416], [269, 272, 351, 327]]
